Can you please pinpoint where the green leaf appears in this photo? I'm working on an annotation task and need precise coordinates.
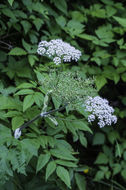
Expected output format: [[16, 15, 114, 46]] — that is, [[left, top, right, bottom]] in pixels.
[[8, 0, 14, 6], [94, 170, 104, 181], [113, 163, 121, 175], [66, 20, 84, 37], [5, 111, 21, 118], [93, 132, 105, 145], [73, 121, 92, 133], [21, 20, 32, 34], [56, 16, 66, 28], [121, 169, 126, 180], [79, 132, 87, 147], [33, 92, 44, 107], [50, 148, 77, 161], [77, 33, 96, 41], [95, 152, 108, 164], [113, 16, 126, 28], [28, 55, 38, 66], [121, 73, 126, 82], [45, 161, 56, 180], [2, 8, 16, 19], [15, 89, 34, 96], [56, 160, 77, 167], [17, 82, 36, 89], [9, 47, 27, 56], [52, 0, 67, 14], [33, 18, 44, 31], [12, 116, 24, 130], [56, 166, 71, 188], [23, 95, 35, 112], [95, 76, 107, 90], [75, 173, 86, 190], [36, 153, 50, 173]]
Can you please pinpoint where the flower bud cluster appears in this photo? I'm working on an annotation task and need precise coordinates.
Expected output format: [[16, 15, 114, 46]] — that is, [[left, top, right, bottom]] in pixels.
[[84, 96, 117, 128], [37, 39, 81, 65]]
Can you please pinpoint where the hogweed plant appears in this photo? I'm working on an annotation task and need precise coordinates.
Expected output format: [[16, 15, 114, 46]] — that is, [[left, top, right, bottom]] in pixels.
[[12, 39, 118, 189], [14, 39, 117, 139]]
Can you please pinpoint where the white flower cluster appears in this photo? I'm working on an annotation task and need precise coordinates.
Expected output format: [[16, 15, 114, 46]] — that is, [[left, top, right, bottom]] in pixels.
[[84, 96, 117, 128], [37, 39, 81, 65]]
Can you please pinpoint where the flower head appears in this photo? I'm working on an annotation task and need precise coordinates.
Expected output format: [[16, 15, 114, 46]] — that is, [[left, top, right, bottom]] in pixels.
[[84, 96, 117, 128], [37, 39, 81, 65]]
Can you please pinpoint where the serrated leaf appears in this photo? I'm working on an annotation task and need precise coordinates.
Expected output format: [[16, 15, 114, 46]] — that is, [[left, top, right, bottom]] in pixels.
[[15, 89, 34, 96], [75, 173, 86, 190], [36, 153, 50, 173], [46, 161, 56, 180], [23, 95, 35, 112], [56, 160, 77, 167], [12, 116, 24, 130], [9, 47, 27, 56], [56, 166, 71, 188]]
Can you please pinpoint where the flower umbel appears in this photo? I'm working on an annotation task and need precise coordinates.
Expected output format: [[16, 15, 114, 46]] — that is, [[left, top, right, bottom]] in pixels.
[[84, 96, 117, 128], [37, 39, 81, 65], [14, 128, 22, 139]]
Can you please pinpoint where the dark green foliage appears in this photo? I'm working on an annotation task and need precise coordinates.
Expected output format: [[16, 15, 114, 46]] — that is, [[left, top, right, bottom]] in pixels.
[[0, 0, 126, 189]]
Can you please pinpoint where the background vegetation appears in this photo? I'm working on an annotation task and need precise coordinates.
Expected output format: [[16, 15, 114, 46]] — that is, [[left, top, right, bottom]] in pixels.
[[0, 0, 126, 189]]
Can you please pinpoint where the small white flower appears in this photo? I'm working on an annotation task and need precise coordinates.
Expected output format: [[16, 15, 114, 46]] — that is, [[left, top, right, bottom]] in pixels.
[[14, 128, 21, 139], [53, 57, 61, 65], [37, 39, 81, 65], [84, 96, 117, 128], [88, 114, 95, 122]]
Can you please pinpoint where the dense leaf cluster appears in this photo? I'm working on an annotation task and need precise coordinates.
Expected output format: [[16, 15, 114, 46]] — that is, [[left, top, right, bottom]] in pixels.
[[0, 0, 126, 189]]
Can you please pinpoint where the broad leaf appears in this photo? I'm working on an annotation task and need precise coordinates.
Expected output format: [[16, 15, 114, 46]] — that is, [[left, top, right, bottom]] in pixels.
[[12, 116, 24, 130], [95, 152, 108, 164], [23, 95, 35, 112], [56, 160, 77, 167], [9, 47, 27, 56], [36, 153, 50, 173], [75, 173, 86, 190], [45, 161, 56, 180], [56, 166, 71, 188]]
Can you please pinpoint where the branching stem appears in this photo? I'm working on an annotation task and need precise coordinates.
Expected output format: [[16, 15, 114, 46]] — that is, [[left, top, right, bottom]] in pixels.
[[19, 103, 68, 131]]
